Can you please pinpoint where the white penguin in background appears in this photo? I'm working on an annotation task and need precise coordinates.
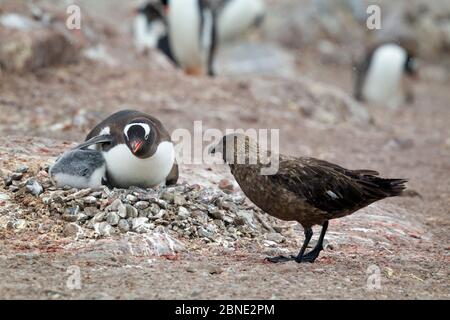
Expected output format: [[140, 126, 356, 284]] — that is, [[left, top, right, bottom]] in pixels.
[[216, 0, 266, 43], [167, 0, 217, 76], [133, 1, 165, 54], [133, 0, 266, 76], [354, 43, 417, 108]]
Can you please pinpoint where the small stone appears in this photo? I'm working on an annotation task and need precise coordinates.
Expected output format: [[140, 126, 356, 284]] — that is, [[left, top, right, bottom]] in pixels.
[[262, 240, 278, 247], [174, 195, 186, 205], [235, 210, 256, 229], [136, 223, 153, 233], [72, 189, 92, 199], [198, 227, 215, 241], [0, 192, 10, 201], [233, 216, 245, 226], [219, 201, 237, 212], [209, 208, 224, 220], [77, 213, 88, 223], [63, 223, 83, 237], [218, 179, 234, 192], [149, 203, 160, 214], [62, 206, 80, 222], [14, 219, 27, 230], [0, 216, 12, 229], [213, 219, 225, 229], [94, 222, 112, 236], [155, 199, 168, 209], [117, 203, 127, 218], [206, 265, 223, 275], [118, 219, 130, 233], [11, 180, 23, 187], [41, 196, 51, 205], [93, 211, 106, 222], [15, 165, 29, 173], [83, 196, 97, 205], [126, 194, 138, 203], [84, 207, 99, 217], [265, 232, 285, 244], [222, 215, 234, 224], [3, 176, 13, 186], [106, 212, 120, 226], [178, 206, 190, 220], [149, 209, 166, 220], [90, 191, 103, 198], [25, 178, 43, 196], [134, 201, 149, 210], [273, 226, 284, 233], [131, 217, 149, 231], [161, 191, 174, 203], [9, 186, 19, 192], [11, 172, 23, 181], [108, 199, 123, 211], [186, 266, 196, 273], [125, 204, 138, 218]]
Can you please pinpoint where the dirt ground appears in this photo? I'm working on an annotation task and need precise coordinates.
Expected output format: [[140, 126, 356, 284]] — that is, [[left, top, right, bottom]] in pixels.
[[0, 0, 449, 299]]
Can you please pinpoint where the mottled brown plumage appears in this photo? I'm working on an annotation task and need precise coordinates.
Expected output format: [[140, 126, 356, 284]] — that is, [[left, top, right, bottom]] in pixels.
[[210, 134, 407, 263]]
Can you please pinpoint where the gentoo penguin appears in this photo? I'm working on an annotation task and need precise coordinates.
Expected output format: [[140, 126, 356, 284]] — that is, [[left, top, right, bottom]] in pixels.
[[354, 42, 417, 108], [166, 0, 217, 76], [209, 134, 407, 263], [133, 1, 177, 65], [216, 0, 266, 43], [49, 149, 107, 189], [75, 110, 178, 189]]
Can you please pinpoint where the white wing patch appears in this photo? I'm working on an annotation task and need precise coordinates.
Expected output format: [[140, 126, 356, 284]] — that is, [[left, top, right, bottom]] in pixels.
[[124, 123, 151, 139], [326, 190, 339, 199], [99, 126, 110, 135]]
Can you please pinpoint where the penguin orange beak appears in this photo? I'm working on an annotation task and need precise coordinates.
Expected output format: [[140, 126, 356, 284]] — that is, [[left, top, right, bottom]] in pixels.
[[131, 140, 144, 154]]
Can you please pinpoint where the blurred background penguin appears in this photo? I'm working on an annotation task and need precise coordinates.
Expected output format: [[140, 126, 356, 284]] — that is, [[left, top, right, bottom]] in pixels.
[[133, 0, 266, 76]]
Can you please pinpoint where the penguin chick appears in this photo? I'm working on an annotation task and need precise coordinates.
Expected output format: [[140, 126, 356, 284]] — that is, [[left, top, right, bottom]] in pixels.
[[49, 149, 107, 189]]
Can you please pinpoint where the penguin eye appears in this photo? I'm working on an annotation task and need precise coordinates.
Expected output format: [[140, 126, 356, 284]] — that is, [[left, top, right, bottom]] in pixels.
[[124, 123, 151, 140]]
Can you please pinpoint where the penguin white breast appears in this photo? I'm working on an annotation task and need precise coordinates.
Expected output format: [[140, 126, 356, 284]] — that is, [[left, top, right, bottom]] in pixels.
[[102, 141, 175, 188], [168, 0, 202, 68], [362, 44, 407, 105]]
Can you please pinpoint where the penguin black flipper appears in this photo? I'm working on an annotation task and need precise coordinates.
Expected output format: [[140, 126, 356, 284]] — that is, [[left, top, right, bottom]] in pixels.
[[72, 134, 114, 151], [165, 162, 179, 186], [206, 8, 218, 76], [353, 47, 375, 102]]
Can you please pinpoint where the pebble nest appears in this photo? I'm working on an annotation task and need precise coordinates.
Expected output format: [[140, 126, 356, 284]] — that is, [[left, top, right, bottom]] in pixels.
[[1, 164, 291, 246]]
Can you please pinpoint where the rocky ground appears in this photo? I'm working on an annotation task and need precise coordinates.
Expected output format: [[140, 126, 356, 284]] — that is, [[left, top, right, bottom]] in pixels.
[[0, 0, 449, 299]]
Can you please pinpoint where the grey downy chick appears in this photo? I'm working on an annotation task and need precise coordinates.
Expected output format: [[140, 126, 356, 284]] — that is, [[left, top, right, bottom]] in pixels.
[[49, 149, 107, 189]]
